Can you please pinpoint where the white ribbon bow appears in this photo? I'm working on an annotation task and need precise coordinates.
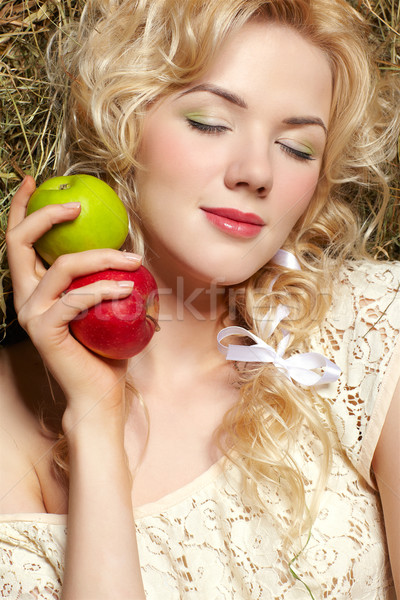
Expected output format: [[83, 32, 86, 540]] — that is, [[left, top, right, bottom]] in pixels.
[[217, 250, 341, 387], [217, 326, 340, 386]]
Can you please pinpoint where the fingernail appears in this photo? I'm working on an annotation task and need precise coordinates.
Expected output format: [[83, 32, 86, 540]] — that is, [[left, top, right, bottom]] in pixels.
[[123, 252, 141, 262], [20, 176, 27, 187], [118, 281, 134, 288], [62, 202, 81, 210]]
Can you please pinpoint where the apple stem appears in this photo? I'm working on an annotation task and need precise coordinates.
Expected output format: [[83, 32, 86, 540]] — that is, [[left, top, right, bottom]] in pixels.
[[146, 314, 160, 332]]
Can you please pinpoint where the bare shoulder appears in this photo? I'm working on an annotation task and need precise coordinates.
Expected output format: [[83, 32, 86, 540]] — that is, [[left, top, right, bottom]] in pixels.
[[0, 340, 67, 514], [372, 378, 400, 596]]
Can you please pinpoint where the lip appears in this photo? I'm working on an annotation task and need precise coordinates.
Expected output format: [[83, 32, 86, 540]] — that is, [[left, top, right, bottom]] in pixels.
[[200, 207, 265, 238]]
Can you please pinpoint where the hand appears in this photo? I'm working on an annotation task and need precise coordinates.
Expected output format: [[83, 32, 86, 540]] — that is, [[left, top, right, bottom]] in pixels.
[[6, 176, 142, 429]]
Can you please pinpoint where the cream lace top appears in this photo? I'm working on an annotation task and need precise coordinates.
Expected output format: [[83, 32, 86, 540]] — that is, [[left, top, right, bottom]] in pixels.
[[1, 260, 399, 599]]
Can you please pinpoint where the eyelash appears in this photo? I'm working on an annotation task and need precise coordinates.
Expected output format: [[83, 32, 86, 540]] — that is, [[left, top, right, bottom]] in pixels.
[[277, 142, 315, 162], [186, 118, 228, 135], [186, 119, 315, 162]]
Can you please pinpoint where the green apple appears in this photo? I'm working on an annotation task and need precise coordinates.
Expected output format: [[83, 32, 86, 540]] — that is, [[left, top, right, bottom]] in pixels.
[[27, 174, 129, 264]]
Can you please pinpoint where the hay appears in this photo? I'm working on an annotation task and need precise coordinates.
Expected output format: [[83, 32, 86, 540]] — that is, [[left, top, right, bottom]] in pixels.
[[0, 0, 85, 341], [0, 0, 399, 342]]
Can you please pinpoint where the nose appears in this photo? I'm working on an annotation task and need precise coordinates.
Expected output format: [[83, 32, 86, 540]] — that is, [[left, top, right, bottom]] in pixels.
[[224, 139, 272, 199]]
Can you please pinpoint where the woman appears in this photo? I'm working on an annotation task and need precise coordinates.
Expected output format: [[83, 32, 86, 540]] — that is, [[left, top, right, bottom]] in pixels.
[[1, 0, 399, 598]]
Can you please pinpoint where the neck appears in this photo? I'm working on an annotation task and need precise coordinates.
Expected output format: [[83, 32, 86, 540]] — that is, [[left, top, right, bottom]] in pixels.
[[127, 273, 236, 383]]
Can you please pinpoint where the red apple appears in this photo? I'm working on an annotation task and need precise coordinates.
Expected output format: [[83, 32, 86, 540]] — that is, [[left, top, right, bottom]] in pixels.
[[67, 267, 159, 359]]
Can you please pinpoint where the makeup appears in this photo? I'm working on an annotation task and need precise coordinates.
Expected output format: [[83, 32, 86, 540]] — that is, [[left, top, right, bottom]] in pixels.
[[277, 138, 316, 161], [200, 207, 264, 238]]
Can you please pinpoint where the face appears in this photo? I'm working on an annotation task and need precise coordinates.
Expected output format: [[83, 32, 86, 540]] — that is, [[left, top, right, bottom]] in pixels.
[[136, 22, 332, 287]]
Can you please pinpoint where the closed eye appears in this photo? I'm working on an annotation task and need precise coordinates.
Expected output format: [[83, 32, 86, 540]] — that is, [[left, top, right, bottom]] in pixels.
[[186, 118, 229, 135], [276, 141, 315, 162]]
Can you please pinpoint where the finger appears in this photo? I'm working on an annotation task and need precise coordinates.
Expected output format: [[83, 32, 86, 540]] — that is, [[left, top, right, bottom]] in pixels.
[[62, 279, 135, 320], [6, 176, 41, 304], [20, 279, 136, 362], [28, 278, 136, 338], [6, 176, 36, 230], [6, 202, 81, 303], [7, 201, 81, 257], [27, 249, 142, 313], [14, 201, 81, 243]]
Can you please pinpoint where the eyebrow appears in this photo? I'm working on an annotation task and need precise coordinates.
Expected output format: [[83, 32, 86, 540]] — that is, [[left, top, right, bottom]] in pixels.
[[283, 116, 328, 136], [178, 83, 328, 135], [177, 83, 248, 109]]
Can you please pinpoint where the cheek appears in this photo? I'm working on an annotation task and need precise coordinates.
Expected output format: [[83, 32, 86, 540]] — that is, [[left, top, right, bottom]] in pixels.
[[278, 168, 321, 217], [140, 121, 207, 185], [142, 130, 185, 178]]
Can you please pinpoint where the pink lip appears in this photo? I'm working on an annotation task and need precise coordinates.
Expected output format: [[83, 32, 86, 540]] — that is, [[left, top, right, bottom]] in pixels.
[[200, 207, 265, 238]]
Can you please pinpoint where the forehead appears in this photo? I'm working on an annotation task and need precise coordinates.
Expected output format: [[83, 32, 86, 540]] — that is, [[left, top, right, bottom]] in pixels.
[[193, 21, 332, 120]]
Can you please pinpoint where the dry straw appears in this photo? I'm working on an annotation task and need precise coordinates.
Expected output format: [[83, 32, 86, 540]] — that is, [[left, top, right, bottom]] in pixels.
[[0, 0, 399, 342]]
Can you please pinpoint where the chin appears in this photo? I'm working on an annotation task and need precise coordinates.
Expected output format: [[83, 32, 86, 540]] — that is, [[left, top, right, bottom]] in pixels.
[[190, 263, 262, 288], [148, 241, 267, 289]]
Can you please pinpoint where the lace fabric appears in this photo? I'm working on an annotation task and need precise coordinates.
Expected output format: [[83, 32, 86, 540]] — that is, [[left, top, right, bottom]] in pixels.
[[0, 516, 66, 599], [313, 260, 400, 486], [0, 260, 399, 599]]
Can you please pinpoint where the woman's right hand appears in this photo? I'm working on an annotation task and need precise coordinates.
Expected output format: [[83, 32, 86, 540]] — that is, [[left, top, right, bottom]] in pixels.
[[5, 176, 142, 430], [6, 177, 147, 599]]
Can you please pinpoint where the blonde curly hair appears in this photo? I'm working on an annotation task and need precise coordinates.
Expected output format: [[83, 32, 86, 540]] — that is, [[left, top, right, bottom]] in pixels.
[[46, 0, 399, 547]]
